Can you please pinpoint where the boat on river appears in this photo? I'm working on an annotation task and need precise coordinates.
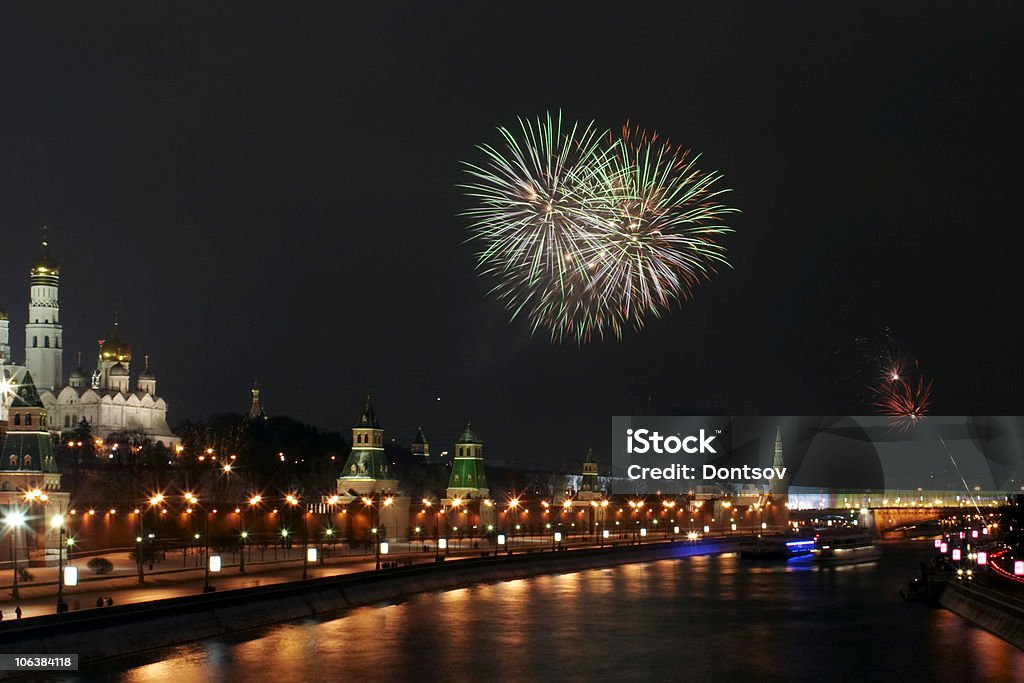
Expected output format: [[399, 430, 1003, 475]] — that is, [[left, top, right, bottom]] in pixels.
[[739, 535, 816, 559], [813, 531, 882, 565]]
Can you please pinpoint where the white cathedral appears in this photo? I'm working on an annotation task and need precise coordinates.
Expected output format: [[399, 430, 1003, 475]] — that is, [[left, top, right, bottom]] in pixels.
[[0, 234, 179, 447]]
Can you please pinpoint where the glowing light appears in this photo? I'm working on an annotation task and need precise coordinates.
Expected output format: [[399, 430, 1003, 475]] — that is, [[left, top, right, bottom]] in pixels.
[[209, 555, 222, 572], [306, 547, 317, 563], [63, 566, 78, 587]]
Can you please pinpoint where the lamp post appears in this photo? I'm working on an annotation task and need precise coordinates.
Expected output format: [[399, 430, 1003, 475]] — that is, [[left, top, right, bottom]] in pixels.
[[362, 496, 380, 570], [243, 494, 261, 574], [185, 493, 214, 593], [450, 498, 461, 552], [324, 495, 340, 564], [5, 511, 25, 600], [287, 494, 309, 580], [507, 498, 519, 556], [51, 514, 68, 613], [427, 499, 439, 562]]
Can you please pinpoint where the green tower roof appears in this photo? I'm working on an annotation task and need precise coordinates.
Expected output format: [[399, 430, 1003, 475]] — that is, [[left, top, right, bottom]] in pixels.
[[355, 395, 381, 429], [456, 422, 481, 445], [10, 371, 43, 408]]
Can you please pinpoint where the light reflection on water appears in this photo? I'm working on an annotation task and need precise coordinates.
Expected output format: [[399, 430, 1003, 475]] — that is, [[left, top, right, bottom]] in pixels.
[[67, 543, 1024, 682]]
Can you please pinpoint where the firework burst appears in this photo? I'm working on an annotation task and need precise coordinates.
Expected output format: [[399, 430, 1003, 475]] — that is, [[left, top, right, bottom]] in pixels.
[[869, 350, 934, 431], [461, 112, 738, 342]]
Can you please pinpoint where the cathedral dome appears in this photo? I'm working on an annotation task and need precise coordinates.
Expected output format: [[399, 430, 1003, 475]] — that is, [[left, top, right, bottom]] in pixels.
[[100, 322, 132, 362], [31, 232, 59, 276], [68, 367, 86, 381], [0, 309, 7, 320], [138, 355, 155, 380], [109, 362, 129, 377]]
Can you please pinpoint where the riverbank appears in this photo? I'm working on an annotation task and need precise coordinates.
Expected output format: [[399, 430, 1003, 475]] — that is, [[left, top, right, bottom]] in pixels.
[[938, 579, 1024, 651], [0, 538, 736, 674]]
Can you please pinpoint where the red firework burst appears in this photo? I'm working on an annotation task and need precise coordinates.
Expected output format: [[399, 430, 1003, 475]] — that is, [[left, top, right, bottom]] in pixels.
[[871, 375, 934, 432]]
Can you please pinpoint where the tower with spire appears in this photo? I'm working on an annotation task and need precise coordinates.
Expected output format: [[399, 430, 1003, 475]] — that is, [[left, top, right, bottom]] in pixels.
[[577, 448, 603, 501], [334, 395, 411, 543], [3, 235, 178, 446], [0, 370, 70, 565], [336, 395, 398, 496], [446, 423, 489, 500], [0, 308, 10, 362], [411, 427, 429, 461], [24, 228, 63, 391], [770, 426, 787, 498], [247, 381, 267, 420]]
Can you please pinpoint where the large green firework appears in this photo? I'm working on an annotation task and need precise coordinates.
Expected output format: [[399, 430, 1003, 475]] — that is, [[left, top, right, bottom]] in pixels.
[[461, 113, 738, 342]]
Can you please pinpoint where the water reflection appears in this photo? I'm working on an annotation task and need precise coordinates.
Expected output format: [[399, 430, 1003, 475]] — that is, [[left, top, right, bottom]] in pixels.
[[72, 542, 1024, 682]]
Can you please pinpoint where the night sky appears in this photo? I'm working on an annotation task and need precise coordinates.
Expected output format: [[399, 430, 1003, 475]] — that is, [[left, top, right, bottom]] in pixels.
[[1, 3, 1021, 468]]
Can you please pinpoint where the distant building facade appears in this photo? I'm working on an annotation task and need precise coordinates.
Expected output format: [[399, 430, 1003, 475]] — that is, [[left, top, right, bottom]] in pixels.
[[1, 234, 179, 447]]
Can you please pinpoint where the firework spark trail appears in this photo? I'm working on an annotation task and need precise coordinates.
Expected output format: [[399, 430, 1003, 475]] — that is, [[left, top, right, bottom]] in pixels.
[[939, 436, 983, 515], [461, 112, 738, 342]]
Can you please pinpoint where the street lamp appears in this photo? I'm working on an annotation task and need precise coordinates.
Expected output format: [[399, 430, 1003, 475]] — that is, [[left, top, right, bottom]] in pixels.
[[450, 498, 461, 551], [507, 498, 519, 556], [242, 494, 262, 574], [51, 514, 70, 613], [362, 496, 380, 570], [382, 496, 394, 553], [286, 494, 309, 580], [5, 511, 26, 600]]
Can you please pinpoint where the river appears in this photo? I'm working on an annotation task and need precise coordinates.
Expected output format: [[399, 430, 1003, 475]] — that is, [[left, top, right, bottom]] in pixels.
[[61, 540, 1024, 682]]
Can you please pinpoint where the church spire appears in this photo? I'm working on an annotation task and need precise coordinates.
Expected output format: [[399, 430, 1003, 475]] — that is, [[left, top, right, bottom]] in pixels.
[[770, 426, 787, 497], [247, 380, 267, 420]]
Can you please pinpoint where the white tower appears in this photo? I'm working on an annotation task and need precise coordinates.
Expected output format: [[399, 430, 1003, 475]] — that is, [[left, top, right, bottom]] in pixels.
[[24, 229, 63, 391], [0, 309, 10, 362]]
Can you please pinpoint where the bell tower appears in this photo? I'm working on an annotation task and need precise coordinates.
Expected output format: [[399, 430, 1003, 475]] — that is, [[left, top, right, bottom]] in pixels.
[[24, 228, 63, 391]]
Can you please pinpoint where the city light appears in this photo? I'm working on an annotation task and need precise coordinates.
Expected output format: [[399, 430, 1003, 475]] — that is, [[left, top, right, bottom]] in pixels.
[[209, 555, 222, 572], [307, 547, 317, 563], [63, 566, 79, 587], [498, 534, 506, 545], [439, 538, 447, 550], [380, 542, 389, 555]]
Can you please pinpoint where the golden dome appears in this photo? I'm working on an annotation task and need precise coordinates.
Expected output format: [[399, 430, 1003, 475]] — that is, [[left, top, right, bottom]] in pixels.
[[100, 322, 132, 363], [31, 231, 59, 276]]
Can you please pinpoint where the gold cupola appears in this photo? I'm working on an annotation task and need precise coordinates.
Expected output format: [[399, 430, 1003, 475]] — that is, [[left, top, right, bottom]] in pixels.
[[100, 320, 132, 363]]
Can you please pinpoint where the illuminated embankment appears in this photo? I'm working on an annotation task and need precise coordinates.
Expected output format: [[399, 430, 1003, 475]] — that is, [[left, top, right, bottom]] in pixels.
[[0, 538, 737, 668], [938, 578, 1024, 650]]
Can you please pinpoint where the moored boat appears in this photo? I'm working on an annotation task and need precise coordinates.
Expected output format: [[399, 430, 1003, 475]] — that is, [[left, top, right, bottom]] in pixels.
[[814, 532, 882, 565], [740, 535, 816, 559]]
